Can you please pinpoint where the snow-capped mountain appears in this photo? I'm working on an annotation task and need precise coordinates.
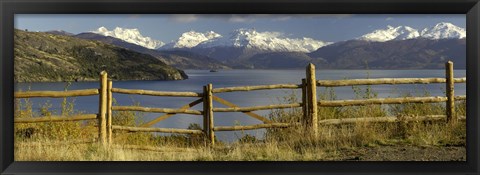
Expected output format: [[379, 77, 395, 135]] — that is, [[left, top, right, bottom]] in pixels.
[[93, 27, 165, 49], [67, 22, 465, 69], [161, 30, 221, 49], [358, 22, 465, 42], [358, 25, 420, 42], [421, 22, 466, 39], [197, 28, 332, 52]]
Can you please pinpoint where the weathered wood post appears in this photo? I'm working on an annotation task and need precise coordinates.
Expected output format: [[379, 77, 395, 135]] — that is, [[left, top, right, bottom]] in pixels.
[[306, 63, 318, 138], [204, 84, 215, 145], [301, 78, 308, 126], [98, 71, 108, 146], [107, 80, 113, 145], [203, 85, 208, 144], [445, 61, 456, 122]]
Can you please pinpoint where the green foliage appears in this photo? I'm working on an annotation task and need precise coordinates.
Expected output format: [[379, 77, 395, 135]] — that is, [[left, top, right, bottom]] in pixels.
[[186, 123, 206, 147], [390, 92, 444, 116], [14, 97, 87, 142], [455, 99, 466, 117], [265, 91, 303, 143], [238, 134, 258, 144], [317, 87, 342, 120]]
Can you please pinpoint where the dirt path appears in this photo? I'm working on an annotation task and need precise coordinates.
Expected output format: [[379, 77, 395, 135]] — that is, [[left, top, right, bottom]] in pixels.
[[325, 145, 466, 161]]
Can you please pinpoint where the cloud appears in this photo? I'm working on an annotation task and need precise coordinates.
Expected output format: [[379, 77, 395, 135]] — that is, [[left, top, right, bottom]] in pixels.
[[226, 14, 354, 23], [172, 14, 199, 23], [270, 14, 355, 20], [386, 17, 394, 21], [168, 14, 355, 23], [228, 15, 256, 23]]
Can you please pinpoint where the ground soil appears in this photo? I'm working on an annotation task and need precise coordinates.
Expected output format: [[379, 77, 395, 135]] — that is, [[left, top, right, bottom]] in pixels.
[[324, 145, 466, 161]]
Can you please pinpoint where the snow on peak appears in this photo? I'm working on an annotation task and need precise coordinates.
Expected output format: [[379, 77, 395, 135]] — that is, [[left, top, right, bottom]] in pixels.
[[420, 22, 466, 39], [358, 22, 465, 42], [198, 28, 332, 52], [93, 26, 165, 49], [204, 31, 222, 39], [358, 25, 420, 42], [161, 30, 222, 49]]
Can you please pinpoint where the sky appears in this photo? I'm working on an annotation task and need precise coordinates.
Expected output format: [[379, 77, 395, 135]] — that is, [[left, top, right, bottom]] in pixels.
[[15, 14, 465, 43]]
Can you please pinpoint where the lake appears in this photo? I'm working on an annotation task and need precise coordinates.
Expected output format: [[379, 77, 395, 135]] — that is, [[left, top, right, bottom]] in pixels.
[[15, 69, 467, 142]]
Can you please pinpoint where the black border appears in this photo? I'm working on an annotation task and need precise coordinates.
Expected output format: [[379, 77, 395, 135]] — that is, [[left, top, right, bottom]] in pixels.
[[1, 0, 479, 174]]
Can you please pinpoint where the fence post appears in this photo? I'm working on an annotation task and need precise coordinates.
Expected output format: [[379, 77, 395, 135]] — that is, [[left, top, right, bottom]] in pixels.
[[301, 78, 308, 126], [107, 80, 113, 145], [203, 85, 208, 145], [98, 71, 107, 146], [445, 61, 456, 122], [306, 63, 318, 138], [205, 84, 215, 145]]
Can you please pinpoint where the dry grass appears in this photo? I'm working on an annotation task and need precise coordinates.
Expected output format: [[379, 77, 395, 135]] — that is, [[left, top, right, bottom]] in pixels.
[[14, 85, 466, 161]]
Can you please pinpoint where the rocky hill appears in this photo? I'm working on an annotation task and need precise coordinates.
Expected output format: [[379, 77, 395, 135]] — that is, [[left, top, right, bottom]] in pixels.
[[14, 29, 187, 82]]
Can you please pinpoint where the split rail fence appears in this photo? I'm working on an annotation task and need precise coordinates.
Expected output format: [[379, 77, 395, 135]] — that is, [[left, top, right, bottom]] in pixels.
[[14, 61, 466, 146]]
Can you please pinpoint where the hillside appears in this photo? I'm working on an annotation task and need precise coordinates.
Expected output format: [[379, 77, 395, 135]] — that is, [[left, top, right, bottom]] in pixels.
[[309, 38, 466, 69], [74, 32, 230, 70], [14, 29, 188, 82], [244, 52, 326, 69]]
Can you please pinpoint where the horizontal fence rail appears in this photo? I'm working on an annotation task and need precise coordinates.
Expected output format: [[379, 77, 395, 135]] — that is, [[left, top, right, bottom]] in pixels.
[[212, 96, 273, 124], [212, 84, 302, 93], [317, 77, 466, 87], [112, 106, 203, 115], [15, 139, 98, 147], [140, 99, 204, 127], [112, 88, 202, 97], [112, 125, 203, 134], [14, 114, 98, 123], [318, 115, 467, 125], [15, 89, 99, 98], [213, 123, 300, 131], [317, 95, 466, 108], [455, 95, 466, 100], [317, 96, 449, 107], [213, 103, 302, 112], [113, 144, 199, 152]]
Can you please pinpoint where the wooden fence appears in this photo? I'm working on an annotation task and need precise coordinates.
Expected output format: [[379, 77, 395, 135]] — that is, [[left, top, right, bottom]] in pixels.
[[14, 61, 466, 146]]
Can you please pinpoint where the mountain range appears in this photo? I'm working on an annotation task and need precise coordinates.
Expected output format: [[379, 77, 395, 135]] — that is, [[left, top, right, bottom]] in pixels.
[[42, 22, 466, 70], [93, 27, 165, 49], [357, 22, 466, 42], [74, 32, 230, 70], [161, 30, 222, 49]]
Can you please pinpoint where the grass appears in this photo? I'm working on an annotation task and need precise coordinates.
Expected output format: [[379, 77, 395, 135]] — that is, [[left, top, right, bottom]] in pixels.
[[13, 84, 466, 161]]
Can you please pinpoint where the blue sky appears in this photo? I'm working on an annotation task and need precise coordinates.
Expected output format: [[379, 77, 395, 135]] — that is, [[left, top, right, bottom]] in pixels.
[[15, 14, 465, 43]]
